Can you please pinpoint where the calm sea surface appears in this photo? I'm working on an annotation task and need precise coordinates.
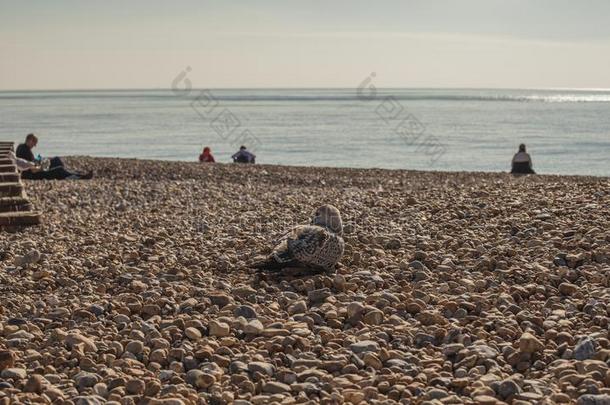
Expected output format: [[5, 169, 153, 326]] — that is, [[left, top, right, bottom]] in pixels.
[[0, 88, 609, 176]]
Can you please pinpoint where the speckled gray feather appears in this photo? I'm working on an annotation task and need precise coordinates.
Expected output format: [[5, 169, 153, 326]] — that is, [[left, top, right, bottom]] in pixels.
[[252, 205, 345, 273]]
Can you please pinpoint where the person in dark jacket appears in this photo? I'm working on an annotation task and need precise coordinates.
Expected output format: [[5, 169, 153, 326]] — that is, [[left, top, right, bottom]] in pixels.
[[511, 144, 536, 174], [15, 133, 38, 162], [231, 145, 256, 164], [16, 133, 93, 180]]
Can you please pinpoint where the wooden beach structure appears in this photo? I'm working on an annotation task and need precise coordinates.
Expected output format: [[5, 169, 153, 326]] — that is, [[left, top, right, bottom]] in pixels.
[[0, 141, 42, 229]]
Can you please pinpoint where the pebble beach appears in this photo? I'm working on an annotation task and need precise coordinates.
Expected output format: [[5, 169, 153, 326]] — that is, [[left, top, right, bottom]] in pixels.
[[1, 157, 610, 405]]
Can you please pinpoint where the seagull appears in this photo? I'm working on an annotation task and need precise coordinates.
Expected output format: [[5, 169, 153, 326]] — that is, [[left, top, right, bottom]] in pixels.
[[251, 204, 345, 274]]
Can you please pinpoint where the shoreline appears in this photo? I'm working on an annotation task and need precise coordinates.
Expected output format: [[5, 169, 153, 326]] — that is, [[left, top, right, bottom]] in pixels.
[[63, 155, 610, 181]]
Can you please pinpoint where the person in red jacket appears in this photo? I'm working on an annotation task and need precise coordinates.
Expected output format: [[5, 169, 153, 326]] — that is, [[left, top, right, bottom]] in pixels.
[[199, 146, 215, 163]]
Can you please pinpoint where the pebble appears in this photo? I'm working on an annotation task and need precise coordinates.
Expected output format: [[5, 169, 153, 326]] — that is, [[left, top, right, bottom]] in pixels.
[[350, 340, 379, 354], [0, 368, 26, 380], [125, 378, 146, 395], [308, 288, 331, 303], [363, 352, 383, 369], [288, 300, 307, 314], [74, 371, 100, 390], [0, 350, 15, 371], [186, 369, 215, 388], [385, 238, 401, 250], [14, 249, 41, 267], [574, 336, 597, 360], [363, 308, 384, 325], [347, 302, 365, 321], [125, 340, 144, 354], [559, 282, 579, 296], [24, 374, 46, 393], [519, 332, 544, 353], [209, 320, 231, 337], [473, 395, 498, 405], [578, 394, 610, 405], [209, 293, 232, 308], [263, 381, 291, 394], [74, 396, 105, 405], [185, 327, 202, 340], [244, 319, 264, 335], [498, 379, 521, 399], [65, 333, 98, 352], [248, 361, 275, 376], [234, 305, 257, 319]]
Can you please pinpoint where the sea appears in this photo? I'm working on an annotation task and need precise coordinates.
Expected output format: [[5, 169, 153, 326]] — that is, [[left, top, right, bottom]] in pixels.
[[0, 88, 609, 177]]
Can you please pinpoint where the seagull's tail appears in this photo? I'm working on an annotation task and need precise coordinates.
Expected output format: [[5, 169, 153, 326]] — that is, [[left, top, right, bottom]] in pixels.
[[251, 260, 285, 272], [250, 253, 296, 272]]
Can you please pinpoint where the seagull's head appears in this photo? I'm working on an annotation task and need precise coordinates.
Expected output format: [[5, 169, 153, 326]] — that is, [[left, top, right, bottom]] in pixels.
[[312, 204, 343, 235]]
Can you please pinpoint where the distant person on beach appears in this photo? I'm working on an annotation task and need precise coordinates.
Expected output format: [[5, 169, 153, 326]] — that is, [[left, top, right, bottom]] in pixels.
[[15, 133, 40, 162], [232, 145, 256, 164], [199, 146, 215, 163], [16, 133, 93, 180], [511, 143, 535, 174]]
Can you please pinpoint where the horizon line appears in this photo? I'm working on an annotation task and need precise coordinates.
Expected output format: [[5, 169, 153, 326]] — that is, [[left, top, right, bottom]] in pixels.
[[2, 86, 610, 93]]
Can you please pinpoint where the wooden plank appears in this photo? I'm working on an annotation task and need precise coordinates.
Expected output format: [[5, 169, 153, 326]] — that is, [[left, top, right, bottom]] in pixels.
[[0, 173, 20, 183], [0, 159, 12, 165], [0, 211, 41, 227], [0, 182, 24, 197], [0, 195, 31, 213], [0, 196, 29, 206], [0, 165, 17, 173], [0, 203, 32, 213]]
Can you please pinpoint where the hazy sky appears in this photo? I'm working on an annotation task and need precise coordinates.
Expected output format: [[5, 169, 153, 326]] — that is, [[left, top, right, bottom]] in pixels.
[[2, 0, 610, 90]]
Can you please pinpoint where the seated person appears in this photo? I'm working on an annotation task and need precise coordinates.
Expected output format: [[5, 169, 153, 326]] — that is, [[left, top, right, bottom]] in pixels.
[[511, 143, 535, 174], [199, 146, 215, 163], [16, 133, 93, 180], [231, 145, 256, 164]]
